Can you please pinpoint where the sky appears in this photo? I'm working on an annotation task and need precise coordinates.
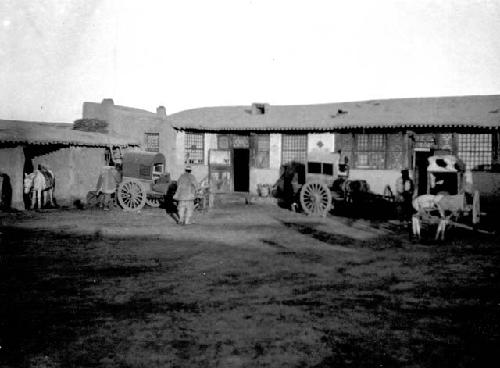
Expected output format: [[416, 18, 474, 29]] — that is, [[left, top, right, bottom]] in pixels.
[[1, 0, 499, 123]]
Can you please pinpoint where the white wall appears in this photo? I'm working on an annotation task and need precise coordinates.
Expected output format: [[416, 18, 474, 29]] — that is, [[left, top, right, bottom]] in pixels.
[[204, 133, 217, 164], [269, 134, 281, 169], [349, 169, 400, 195], [172, 131, 185, 179]]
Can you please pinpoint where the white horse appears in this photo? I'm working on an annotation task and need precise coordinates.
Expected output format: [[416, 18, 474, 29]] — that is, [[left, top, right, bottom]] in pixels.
[[411, 194, 465, 240], [23, 169, 55, 209]]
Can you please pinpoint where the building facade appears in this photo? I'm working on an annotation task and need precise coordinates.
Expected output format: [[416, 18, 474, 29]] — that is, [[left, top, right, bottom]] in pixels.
[[0, 120, 137, 210], [80, 96, 500, 213], [169, 96, 500, 205], [172, 130, 335, 194], [82, 99, 180, 178]]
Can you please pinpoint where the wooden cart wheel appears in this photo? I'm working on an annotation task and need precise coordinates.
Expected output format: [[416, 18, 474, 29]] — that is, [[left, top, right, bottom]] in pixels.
[[472, 190, 480, 225], [146, 197, 161, 208], [300, 181, 332, 217], [117, 179, 147, 211]]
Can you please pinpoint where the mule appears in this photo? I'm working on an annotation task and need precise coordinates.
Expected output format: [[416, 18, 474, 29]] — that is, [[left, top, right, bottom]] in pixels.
[[411, 194, 465, 240], [23, 169, 56, 209]]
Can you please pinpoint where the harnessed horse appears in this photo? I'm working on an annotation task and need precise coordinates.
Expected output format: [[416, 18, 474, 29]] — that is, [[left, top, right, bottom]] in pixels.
[[23, 169, 55, 209]]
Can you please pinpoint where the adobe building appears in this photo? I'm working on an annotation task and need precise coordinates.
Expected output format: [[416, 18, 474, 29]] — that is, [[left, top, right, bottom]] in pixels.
[[0, 119, 138, 210], [168, 95, 500, 208], [82, 99, 180, 178], [81, 95, 500, 214], [169, 102, 336, 193]]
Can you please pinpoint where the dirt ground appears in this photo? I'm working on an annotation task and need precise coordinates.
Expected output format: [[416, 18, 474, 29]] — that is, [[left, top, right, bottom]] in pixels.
[[0, 202, 499, 368]]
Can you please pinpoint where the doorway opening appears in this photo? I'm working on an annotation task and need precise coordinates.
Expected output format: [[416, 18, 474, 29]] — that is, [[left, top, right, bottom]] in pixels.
[[414, 150, 432, 195], [233, 149, 249, 192]]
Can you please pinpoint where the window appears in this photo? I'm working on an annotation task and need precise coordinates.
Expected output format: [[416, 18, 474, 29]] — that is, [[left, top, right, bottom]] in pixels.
[[308, 162, 322, 174], [355, 134, 386, 169], [307, 162, 334, 175], [145, 133, 159, 152], [457, 134, 492, 171], [185, 132, 204, 164], [282, 134, 307, 164], [254, 134, 270, 168], [104, 147, 112, 165], [152, 163, 164, 180], [323, 163, 334, 176]]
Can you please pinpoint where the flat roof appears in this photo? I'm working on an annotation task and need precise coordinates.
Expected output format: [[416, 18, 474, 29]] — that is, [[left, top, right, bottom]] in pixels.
[[169, 95, 500, 132], [0, 120, 139, 147]]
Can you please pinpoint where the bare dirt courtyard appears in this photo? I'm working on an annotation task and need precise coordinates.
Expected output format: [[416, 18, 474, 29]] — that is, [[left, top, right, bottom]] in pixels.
[[0, 202, 499, 368]]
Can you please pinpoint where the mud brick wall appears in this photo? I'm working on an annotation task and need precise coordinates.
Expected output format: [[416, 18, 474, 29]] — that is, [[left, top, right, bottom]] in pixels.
[[83, 99, 178, 179], [0, 146, 25, 210], [33, 147, 105, 206]]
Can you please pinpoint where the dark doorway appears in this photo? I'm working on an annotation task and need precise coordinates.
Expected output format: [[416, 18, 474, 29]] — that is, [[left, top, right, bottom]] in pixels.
[[233, 149, 249, 192], [414, 151, 432, 195]]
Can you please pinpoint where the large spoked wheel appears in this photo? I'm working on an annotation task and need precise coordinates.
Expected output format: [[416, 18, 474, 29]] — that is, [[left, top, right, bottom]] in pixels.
[[300, 181, 332, 217], [117, 179, 147, 211]]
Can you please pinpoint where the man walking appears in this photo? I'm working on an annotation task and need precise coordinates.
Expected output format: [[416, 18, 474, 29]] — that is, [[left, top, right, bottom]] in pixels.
[[174, 166, 198, 225]]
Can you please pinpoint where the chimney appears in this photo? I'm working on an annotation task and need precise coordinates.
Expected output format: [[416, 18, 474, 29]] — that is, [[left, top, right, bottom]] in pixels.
[[156, 105, 166, 116], [102, 98, 114, 106], [251, 102, 270, 115]]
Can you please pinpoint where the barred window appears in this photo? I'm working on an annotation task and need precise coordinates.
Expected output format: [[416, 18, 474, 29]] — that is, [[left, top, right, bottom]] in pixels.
[[457, 134, 492, 171], [145, 133, 159, 152], [185, 132, 204, 164], [355, 134, 386, 169], [254, 134, 270, 168], [282, 134, 307, 164]]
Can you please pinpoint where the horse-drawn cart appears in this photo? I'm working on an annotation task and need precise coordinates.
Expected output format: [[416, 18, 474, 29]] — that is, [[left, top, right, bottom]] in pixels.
[[412, 154, 481, 240], [275, 150, 392, 217], [117, 151, 171, 211], [298, 151, 339, 216]]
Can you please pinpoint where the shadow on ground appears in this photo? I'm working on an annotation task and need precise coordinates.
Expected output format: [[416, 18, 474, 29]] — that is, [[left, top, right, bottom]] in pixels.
[[1, 213, 499, 368]]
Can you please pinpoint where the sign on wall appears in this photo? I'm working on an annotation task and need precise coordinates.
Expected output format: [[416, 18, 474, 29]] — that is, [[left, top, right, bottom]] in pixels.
[[232, 135, 249, 148], [308, 133, 334, 153], [209, 150, 231, 165], [414, 134, 435, 149]]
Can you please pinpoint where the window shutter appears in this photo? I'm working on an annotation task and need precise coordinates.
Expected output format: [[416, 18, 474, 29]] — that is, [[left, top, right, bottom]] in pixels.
[[250, 133, 258, 167]]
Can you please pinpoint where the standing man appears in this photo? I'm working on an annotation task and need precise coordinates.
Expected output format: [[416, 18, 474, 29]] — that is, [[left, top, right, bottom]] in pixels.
[[174, 166, 198, 225], [337, 149, 350, 178], [395, 169, 415, 221], [96, 165, 121, 210]]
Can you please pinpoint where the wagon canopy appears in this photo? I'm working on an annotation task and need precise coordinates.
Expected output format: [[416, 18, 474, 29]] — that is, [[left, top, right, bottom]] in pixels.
[[427, 155, 465, 173], [122, 151, 166, 180]]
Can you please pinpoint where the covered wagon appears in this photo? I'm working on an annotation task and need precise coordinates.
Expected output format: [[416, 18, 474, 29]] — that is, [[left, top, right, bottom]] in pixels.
[[117, 151, 172, 211]]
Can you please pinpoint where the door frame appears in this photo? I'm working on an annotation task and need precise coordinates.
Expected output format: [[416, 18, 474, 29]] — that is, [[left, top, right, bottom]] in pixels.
[[413, 148, 431, 195], [233, 148, 250, 192]]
